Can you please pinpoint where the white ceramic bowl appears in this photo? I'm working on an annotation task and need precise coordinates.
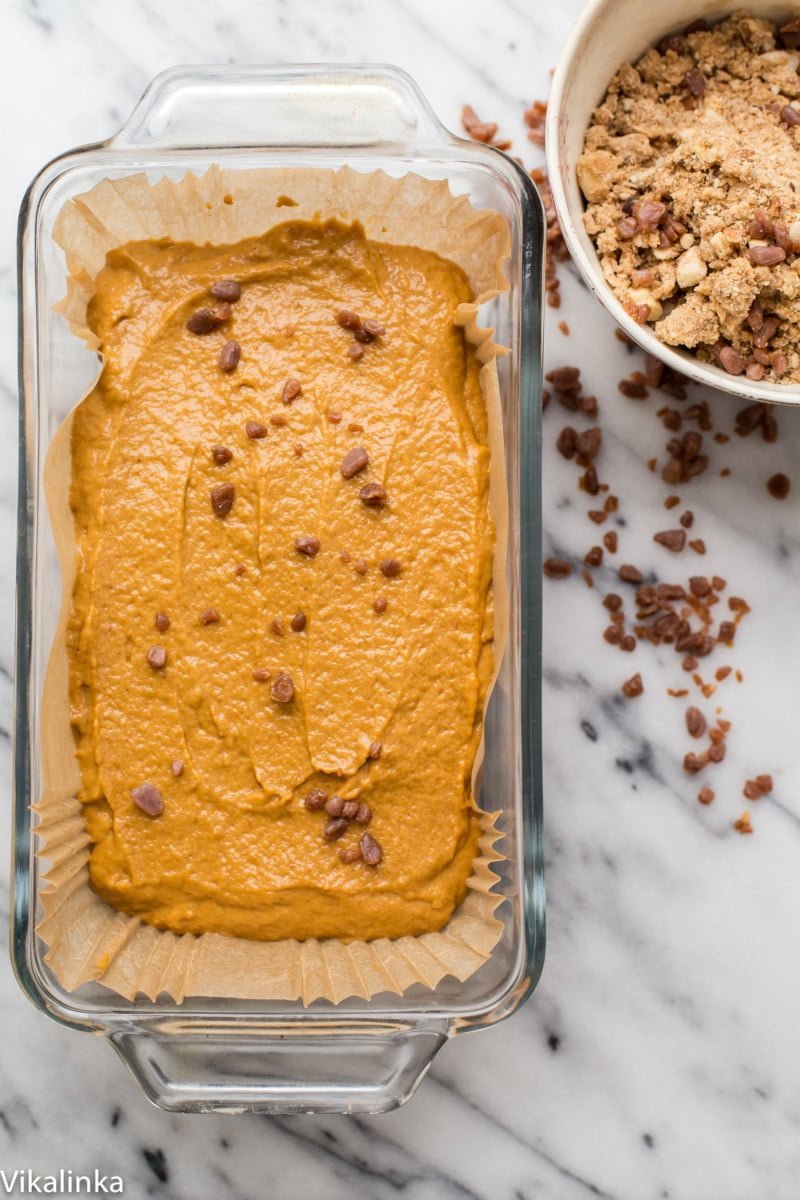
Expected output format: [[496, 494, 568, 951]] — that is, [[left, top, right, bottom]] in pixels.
[[546, 0, 800, 404]]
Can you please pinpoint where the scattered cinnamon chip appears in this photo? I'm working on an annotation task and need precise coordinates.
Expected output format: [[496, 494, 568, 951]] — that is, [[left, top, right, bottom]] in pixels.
[[733, 812, 753, 835], [186, 306, 230, 335], [543, 557, 572, 579], [359, 831, 383, 866], [603, 531, 618, 553], [654, 529, 686, 552], [767, 472, 791, 500], [461, 104, 511, 149], [282, 378, 302, 404], [373, 596, 388, 613], [155, 612, 171, 632], [146, 645, 167, 670], [245, 420, 268, 440], [212, 445, 233, 465], [341, 446, 369, 479], [219, 339, 241, 373], [685, 706, 706, 738], [380, 559, 402, 578], [698, 786, 715, 805], [290, 612, 307, 632], [622, 672, 644, 698], [210, 482, 235, 517], [304, 788, 328, 811], [618, 564, 643, 584], [295, 535, 320, 557], [359, 481, 388, 508], [210, 279, 241, 302], [270, 672, 295, 703]]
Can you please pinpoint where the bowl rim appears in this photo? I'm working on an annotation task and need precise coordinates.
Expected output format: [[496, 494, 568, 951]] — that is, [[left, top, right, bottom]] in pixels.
[[545, 0, 800, 406]]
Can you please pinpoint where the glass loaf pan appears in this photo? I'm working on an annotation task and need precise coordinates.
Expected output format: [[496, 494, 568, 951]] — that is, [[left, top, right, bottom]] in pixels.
[[14, 65, 545, 1114]]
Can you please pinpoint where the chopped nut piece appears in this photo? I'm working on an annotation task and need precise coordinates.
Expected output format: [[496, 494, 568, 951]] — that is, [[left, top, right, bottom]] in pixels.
[[210, 279, 241, 302], [290, 612, 307, 632], [734, 812, 753, 835], [380, 558, 402, 578], [373, 596, 388, 613], [154, 611, 171, 632], [336, 309, 362, 330], [131, 783, 164, 817], [210, 482, 235, 517], [355, 803, 372, 824], [603, 531, 618, 553], [212, 445, 233, 465], [341, 446, 370, 479], [698, 786, 715, 805], [270, 618, 284, 637], [270, 672, 295, 703], [245, 420, 267, 439], [618, 564, 643, 584], [654, 529, 686, 552], [146, 645, 167, 670], [342, 800, 360, 820], [295, 535, 320, 557], [325, 796, 345, 817]]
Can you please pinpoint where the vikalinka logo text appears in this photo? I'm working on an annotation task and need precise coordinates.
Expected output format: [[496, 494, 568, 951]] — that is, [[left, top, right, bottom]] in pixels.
[[0, 1170, 123, 1194]]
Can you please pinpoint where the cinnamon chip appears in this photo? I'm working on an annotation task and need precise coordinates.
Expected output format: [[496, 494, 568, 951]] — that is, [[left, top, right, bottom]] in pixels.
[[210, 482, 235, 517], [373, 596, 388, 613], [199, 608, 220, 626], [379, 559, 402, 578], [245, 420, 267, 439], [218, 339, 241, 373], [543, 558, 572, 579], [685, 707, 706, 738], [186, 306, 230, 334], [304, 788, 328, 811], [146, 645, 167, 670], [341, 447, 369, 479], [154, 612, 171, 632], [654, 529, 686, 552], [210, 279, 241, 302], [290, 612, 307, 632], [618, 564, 643, 584], [212, 446, 233, 465], [295, 535, 320, 557], [323, 817, 349, 840], [282, 378, 302, 403], [270, 672, 295, 703], [359, 832, 383, 865], [359, 481, 388, 508], [622, 673, 644, 698], [767, 473, 790, 500]]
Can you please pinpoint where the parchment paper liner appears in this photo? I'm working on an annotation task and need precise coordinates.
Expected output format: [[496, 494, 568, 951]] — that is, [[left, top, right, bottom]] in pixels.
[[37, 165, 511, 1004]]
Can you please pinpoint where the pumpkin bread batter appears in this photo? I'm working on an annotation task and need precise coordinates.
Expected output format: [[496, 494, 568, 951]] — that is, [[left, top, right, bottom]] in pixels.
[[68, 218, 495, 942]]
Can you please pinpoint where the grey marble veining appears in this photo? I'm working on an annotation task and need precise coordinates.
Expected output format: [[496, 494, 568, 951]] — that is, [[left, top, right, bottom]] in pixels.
[[4, 0, 800, 1197]]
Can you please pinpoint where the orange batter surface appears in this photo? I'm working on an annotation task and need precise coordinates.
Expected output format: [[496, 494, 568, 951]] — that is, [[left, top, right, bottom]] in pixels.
[[68, 218, 494, 942]]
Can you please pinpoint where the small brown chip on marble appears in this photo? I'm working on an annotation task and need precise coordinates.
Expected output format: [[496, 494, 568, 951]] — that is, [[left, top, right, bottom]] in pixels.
[[212, 445, 233, 465], [585, 547, 603, 568], [342, 800, 360, 820], [368, 741, 383, 760], [186, 306, 230, 334], [603, 531, 618, 553], [618, 564, 643, 584], [252, 667, 271, 683], [210, 481, 235, 517], [270, 671, 295, 703], [245, 420, 268, 439], [199, 607, 220, 626], [131, 783, 164, 817], [146, 645, 167, 670], [654, 529, 686, 552], [170, 759, 184, 778], [359, 832, 383, 865], [155, 611, 170, 632], [684, 751, 707, 774], [304, 788, 328, 810], [282, 378, 302, 403], [355, 803, 372, 825], [686, 707, 706, 739], [734, 812, 753, 834], [336, 310, 363, 330], [354, 558, 368, 575], [359, 481, 388, 508], [621, 673, 644, 698], [210, 279, 241, 302], [339, 845, 362, 863], [270, 618, 284, 637], [341, 446, 369, 479], [743, 779, 763, 801], [767, 473, 790, 500], [295, 535, 320, 557], [290, 612, 307, 632], [543, 557, 572, 579], [325, 795, 345, 816], [698, 786, 715, 805], [219, 340, 241, 373], [380, 558, 402, 578], [324, 817, 349, 840], [756, 774, 773, 794]]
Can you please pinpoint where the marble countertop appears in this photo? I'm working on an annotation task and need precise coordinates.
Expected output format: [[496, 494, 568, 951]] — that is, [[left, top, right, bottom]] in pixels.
[[3, 1, 800, 1197]]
